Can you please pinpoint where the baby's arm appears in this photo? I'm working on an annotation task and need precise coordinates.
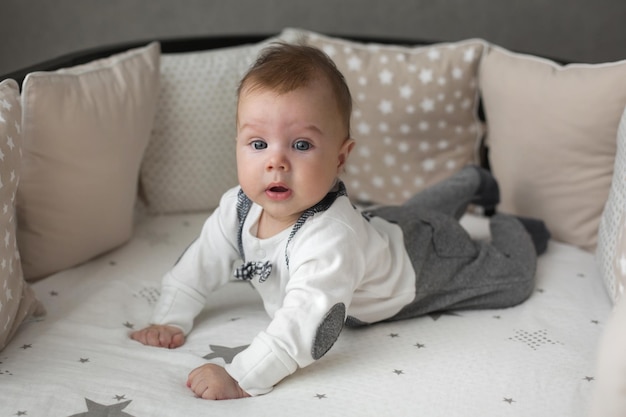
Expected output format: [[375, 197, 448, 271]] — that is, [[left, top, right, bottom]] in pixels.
[[130, 324, 185, 349]]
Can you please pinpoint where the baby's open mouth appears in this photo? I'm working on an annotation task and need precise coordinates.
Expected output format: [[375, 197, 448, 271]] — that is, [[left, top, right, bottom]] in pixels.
[[268, 185, 289, 193]]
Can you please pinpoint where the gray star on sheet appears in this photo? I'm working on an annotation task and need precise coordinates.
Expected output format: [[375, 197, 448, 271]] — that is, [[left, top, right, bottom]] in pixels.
[[388, 333, 399, 338], [414, 343, 425, 349], [203, 344, 249, 364], [79, 358, 90, 363], [393, 369, 404, 375], [314, 394, 327, 399], [16, 411, 26, 416], [503, 398, 515, 404], [583, 376, 595, 382], [113, 395, 126, 401], [68, 399, 134, 417]]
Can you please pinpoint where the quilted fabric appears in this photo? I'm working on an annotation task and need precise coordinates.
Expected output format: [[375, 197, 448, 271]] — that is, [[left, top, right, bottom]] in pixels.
[[141, 32, 301, 214], [596, 105, 626, 304]]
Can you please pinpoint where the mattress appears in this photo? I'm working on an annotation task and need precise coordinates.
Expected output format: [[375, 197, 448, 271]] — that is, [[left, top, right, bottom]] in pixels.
[[0, 212, 611, 416]]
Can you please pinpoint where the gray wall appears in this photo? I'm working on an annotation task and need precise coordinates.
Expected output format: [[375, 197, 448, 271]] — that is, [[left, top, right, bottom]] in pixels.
[[1, 0, 625, 75]]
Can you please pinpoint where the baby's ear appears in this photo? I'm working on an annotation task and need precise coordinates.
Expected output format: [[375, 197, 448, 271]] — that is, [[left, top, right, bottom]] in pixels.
[[337, 138, 355, 172]]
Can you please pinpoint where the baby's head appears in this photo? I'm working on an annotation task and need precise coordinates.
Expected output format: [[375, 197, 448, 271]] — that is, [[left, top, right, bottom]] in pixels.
[[235, 43, 356, 228], [237, 42, 352, 139]]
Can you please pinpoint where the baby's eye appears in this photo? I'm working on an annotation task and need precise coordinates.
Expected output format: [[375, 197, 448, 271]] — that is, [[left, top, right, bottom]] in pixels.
[[293, 140, 312, 151], [251, 140, 267, 150]]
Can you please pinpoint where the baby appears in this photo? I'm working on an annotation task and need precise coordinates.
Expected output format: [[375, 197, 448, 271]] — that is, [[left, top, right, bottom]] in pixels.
[[131, 42, 548, 399]]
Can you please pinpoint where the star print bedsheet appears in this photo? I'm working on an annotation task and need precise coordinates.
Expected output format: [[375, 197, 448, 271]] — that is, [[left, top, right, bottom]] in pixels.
[[0, 212, 611, 416]]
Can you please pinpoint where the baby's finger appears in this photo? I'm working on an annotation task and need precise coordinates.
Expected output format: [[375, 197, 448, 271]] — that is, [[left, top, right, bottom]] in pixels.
[[146, 328, 166, 347]]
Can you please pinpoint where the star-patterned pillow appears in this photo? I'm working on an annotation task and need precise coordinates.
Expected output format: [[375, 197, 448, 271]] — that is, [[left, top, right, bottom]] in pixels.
[[597, 105, 626, 304], [287, 28, 486, 205], [0, 79, 45, 350]]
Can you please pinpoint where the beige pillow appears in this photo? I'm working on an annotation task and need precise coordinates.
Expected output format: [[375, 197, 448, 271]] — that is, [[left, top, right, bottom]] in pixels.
[[290, 29, 486, 205], [597, 105, 626, 304], [0, 79, 45, 350], [480, 44, 626, 252], [18, 42, 160, 280]]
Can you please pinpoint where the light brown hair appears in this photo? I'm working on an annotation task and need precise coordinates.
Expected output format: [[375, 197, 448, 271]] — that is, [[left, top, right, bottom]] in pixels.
[[237, 42, 353, 137]]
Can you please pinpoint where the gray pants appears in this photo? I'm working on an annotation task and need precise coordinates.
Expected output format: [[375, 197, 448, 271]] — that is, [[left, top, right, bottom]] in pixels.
[[366, 166, 537, 321]]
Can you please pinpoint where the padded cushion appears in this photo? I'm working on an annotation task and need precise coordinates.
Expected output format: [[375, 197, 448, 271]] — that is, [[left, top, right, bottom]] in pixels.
[[0, 79, 45, 350], [17, 42, 160, 280], [480, 44, 626, 252], [289, 28, 486, 205], [597, 105, 626, 304]]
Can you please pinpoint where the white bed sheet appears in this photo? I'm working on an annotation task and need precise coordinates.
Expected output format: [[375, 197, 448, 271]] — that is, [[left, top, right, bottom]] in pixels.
[[0, 212, 611, 416]]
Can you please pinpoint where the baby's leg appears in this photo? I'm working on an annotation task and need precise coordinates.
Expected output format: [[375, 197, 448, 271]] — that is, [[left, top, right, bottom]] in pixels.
[[402, 165, 499, 219], [388, 212, 537, 321]]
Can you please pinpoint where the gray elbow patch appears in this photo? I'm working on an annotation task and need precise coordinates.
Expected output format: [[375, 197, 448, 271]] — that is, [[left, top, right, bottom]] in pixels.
[[311, 303, 346, 360]]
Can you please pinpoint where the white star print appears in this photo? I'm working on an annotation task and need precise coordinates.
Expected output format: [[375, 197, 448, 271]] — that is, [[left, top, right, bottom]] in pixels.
[[420, 98, 435, 112], [422, 158, 436, 171], [347, 55, 362, 71], [372, 176, 385, 188], [427, 49, 441, 61], [357, 121, 371, 135], [419, 69, 433, 84], [452, 67, 463, 79], [358, 146, 371, 158], [6, 136, 14, 150], [384, 154, 396, 166], [5, 287, 12, 301], [378, 69, 394, 84], [378, 122, 389, 132], [0, 112, 5, 124], [0, 99, 11, 110], [400, 124, 411, 134], [398, 142, 410, 153], [399, 85, 413, 99], [321, 45, 336, 57], [378, 100, 393, 114], [463, 47, 476, 62], [4, 229, 10, 248], [418, 121, 430, 131]]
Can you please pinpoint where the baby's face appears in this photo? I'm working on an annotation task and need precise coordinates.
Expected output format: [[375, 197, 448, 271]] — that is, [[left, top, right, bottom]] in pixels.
[[236, 79, 354, 230]]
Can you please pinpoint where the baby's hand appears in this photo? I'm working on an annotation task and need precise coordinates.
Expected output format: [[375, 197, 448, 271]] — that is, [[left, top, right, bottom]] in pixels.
[[130, 324, 185, 349], [187, 363, 250, 400]]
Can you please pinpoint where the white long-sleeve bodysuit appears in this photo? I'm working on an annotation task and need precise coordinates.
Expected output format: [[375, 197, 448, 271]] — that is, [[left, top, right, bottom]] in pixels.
[[150, 185, 416, 395]]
